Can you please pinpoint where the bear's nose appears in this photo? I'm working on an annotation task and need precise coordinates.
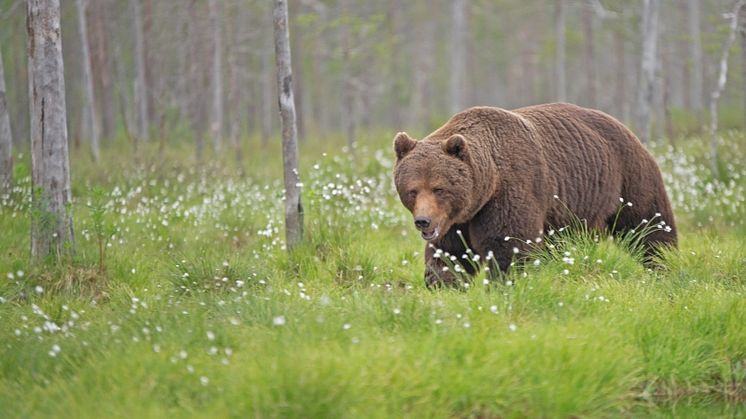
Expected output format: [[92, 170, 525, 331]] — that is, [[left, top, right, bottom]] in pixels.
[[414, 217, 431, 230]]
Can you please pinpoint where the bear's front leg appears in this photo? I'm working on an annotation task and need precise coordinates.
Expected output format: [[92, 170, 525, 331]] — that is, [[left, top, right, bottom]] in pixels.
[[423, 225, 475, 288], [469, 199, 544, 276]]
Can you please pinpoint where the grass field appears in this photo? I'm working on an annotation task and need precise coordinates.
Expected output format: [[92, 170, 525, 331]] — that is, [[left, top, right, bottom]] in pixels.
[[1, 131, 746, 418]]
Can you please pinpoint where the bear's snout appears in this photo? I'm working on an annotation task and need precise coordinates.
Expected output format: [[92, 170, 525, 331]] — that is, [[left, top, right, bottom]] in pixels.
[[414, 216, 431, 230]]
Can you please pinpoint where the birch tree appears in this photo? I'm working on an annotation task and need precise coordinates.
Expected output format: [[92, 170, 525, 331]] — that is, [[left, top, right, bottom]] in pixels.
[[635, 0, 659, 144], [0, 52, 11, 192], [27, 0, 74, 260], [208, 0, 223, 152], [709, 0, 744, 178], [75, 0, 100, 162], [449, 0, 466, 114], [131, 0, 149, 142], [582, 1, 597, 107], [687, 0, 703, 114], [555, 0, 566, 102], [340, 0, 357, 152], [273, 0, 303, 248]]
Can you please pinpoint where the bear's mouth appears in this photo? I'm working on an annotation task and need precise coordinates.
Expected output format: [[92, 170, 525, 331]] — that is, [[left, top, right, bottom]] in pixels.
[[421, 226, 440, 241]]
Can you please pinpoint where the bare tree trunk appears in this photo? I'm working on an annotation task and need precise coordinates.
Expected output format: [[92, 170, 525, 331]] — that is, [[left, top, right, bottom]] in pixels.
[[635, 0, 659, 144], [75, 0, 100, 162], [131, 0, 149, 142], [91, 0, 114, 140], [176, 5, 190, 121], [143, 0, 155, 127], [208, 0, 223, 153], [449, 0, 466, 114], [27, 0, 74, 260], [687, 0, 703, 115], [709, 0, 744, 178], [0, 52, 11, 192], [228, 57, 242, 168], [614, 27, 628, 121], [582, 1, 597, 107], [273, 0, 303, 249], [555, 0, 566, 102], [409, 6, 434, 132]]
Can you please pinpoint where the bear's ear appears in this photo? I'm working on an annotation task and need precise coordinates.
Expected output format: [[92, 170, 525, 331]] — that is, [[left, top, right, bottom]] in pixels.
[[393, 132, 417, 160], [443, 134, 468, 160]]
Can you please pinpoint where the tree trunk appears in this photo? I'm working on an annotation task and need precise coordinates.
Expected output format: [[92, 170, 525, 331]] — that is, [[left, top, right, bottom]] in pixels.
[[228, 55, 242, 168], [555, 0, 566, 102], [709, 0, 744, 178], [635, 0, 659, 145], [75, 0, 100, 162], [409, 1, 434, 132], [687, 0, 703, 115], [176, 5, 191, 121], [208, 0, 223, 153], [582, 1, 597, 107], [0, 52, 12, 192], [273, 0, 303, 249], [131, 0, 149, 142], [143, 0, 155, 127], [91, 0, 115, 140], [614, 27, 628, 121], [449, 0, 466, 114], [27, 0, 75, 260]]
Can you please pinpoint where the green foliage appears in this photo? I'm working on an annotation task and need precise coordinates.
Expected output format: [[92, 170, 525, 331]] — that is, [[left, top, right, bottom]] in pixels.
[[1, 133, 746, 417]]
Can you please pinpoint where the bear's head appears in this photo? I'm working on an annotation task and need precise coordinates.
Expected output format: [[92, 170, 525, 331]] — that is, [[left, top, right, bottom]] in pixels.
[[393, 131, 474, 242]]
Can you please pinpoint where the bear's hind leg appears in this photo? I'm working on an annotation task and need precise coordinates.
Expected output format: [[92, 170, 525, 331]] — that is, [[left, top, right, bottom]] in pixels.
[[606, 195, 677, 264]]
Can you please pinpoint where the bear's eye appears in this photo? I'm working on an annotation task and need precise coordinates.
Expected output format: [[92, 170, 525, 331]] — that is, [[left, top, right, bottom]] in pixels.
[[433, 188, 445, 196], [407, 190, 417, 199]]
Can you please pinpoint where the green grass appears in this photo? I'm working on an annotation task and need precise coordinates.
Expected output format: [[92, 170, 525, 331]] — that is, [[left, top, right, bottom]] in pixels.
[[1, 132, 746, 418]]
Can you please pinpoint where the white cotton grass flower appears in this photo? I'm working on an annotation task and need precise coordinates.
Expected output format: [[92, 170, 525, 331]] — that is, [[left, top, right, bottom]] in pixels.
[[272, 316, 286, 326]]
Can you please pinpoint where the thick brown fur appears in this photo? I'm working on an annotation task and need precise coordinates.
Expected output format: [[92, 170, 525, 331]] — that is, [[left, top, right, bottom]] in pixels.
[[393, 103, 678, 287]]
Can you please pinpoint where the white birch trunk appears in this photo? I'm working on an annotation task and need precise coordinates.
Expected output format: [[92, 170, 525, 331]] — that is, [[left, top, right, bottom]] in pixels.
[[273, 0, 303, 248], [131, 0, 149, 142], [0, 52, 12, 192], [687, 0, 703, 113], [582, 1, 597, 107], [555, 0, 566, 102], [709, 0, 744, 178], [635, 0, 659, 144], [75, 0, 100, 162], [208, 0, 223, 152], [449, 0, 466, 114], [27, 0, 75, 260]]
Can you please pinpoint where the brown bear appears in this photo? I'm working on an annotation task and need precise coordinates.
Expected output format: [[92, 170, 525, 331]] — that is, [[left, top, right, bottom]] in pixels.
[[393, 103, 677, 287]]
